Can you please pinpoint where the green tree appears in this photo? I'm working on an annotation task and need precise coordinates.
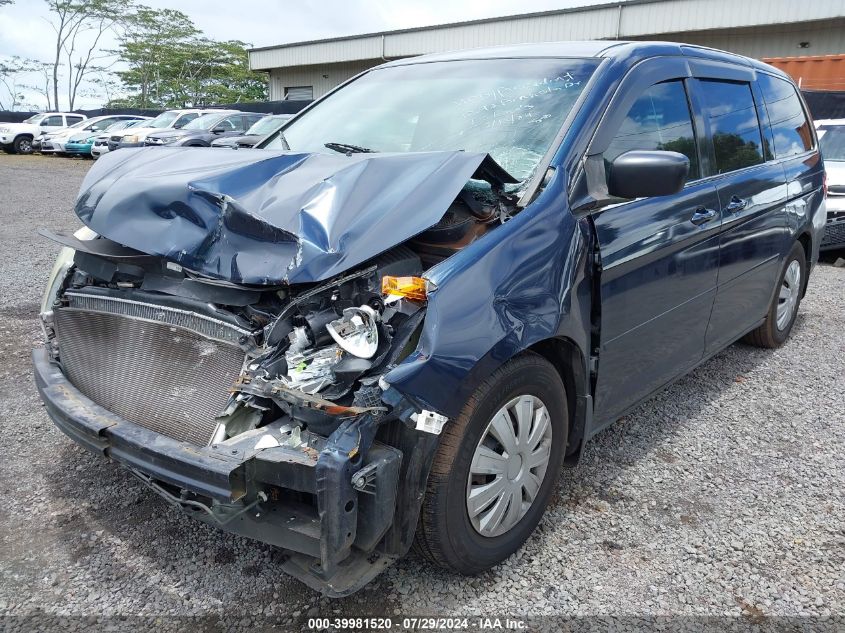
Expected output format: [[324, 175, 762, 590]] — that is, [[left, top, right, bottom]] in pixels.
[[112, 7, 198, 108], [113, 6, 267, 108], [177, 38, 268, 106]]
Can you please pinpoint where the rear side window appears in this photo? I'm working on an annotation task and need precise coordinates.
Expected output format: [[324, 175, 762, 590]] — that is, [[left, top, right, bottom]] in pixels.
[[42, 116, 64, 126], [65, 115, 84, 125], [699, 80, 764, 173], [758, 74, 813, 158], [604, 80, 700, 180]]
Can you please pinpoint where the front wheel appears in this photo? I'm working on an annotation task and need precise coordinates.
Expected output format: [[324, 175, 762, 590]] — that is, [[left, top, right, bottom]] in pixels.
[[744, 241, 806, 348], [13, 136, 33, 154], [414, 353, 567, 574]]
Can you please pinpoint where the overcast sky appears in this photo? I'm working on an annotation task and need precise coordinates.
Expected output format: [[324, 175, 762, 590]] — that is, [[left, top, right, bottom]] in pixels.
[[0, 0, 606, 110]]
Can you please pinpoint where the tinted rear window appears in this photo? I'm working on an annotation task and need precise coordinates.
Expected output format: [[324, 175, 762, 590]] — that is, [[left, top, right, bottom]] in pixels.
[[758, 73, 813, 158], [699, 80, 764, 173]]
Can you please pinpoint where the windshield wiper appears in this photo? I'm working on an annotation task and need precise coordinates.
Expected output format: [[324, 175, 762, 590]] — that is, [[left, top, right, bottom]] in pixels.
[[324, 141, 374, 154]]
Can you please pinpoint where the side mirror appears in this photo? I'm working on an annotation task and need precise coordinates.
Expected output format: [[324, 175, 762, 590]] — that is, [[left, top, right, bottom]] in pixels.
[[212, 126, 228, 134], [607, 150, 689, 199]]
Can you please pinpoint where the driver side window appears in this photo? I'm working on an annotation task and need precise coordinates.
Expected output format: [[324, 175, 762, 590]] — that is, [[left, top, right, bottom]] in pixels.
[[604, 80, 700, 182]]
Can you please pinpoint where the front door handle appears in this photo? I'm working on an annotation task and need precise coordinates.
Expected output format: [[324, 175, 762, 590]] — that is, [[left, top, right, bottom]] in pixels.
[[690, 207, 718, 226], [724, 195, 748, 213]]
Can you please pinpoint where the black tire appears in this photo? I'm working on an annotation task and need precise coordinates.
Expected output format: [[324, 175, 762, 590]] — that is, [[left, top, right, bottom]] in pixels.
[[744, 241, 806, 348], [13, 136, 33, 154], [414, 353, 568, 574]]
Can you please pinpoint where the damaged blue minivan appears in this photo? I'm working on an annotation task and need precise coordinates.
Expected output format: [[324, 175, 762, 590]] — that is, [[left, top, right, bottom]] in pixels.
[[35, 41, 825, 595]]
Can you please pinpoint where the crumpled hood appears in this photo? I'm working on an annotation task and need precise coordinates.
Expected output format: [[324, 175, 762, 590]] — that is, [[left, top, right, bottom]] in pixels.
[[75, 147, 492, 285]]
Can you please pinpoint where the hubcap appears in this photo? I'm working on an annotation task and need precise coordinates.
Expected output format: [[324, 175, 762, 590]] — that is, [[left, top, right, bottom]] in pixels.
[[19, 139, 31, 153], [776, 260, 801, 331], [466, 395, 553, 538]]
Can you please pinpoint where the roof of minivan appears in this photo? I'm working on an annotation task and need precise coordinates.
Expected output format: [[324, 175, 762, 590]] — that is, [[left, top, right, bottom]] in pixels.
[[380, 40, 791, 80]]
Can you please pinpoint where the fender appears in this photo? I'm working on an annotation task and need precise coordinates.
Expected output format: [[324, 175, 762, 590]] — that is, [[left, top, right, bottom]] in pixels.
[[384, 168, 594, 424]]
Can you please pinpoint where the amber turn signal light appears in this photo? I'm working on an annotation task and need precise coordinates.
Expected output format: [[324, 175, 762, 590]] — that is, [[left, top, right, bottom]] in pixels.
[[381, 275, 428, 302]]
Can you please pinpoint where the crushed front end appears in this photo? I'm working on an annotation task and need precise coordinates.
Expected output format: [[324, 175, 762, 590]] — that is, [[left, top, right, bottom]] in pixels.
[[34, 240, 446, 596], [34, 148, 519, 595]]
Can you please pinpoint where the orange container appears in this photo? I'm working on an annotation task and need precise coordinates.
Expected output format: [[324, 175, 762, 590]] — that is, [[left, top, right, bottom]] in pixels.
[[762, 55, 845, 91]]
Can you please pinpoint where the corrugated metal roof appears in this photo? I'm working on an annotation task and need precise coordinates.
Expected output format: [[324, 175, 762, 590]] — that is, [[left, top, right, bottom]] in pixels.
[[249, 0, 845, 70]]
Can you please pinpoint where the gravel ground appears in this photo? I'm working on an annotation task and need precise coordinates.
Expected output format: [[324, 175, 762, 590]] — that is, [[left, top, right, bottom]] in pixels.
[[0, 153, 843, 629]]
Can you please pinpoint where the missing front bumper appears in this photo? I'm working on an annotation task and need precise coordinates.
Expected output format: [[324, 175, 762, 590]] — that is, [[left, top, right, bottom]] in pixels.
[[33, 347, 404, 596]]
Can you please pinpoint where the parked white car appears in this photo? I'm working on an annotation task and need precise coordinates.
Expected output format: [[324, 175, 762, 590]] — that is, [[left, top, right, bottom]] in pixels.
[[91, 119, 150, 158], [816, 118, 845, 251], [109, 109, 218, 150], [0, 112, 87, 154], [39, 115, 148, 155]]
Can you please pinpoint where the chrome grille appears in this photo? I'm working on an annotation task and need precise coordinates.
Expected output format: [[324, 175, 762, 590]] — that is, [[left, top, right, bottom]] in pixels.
[[53, 308, 245, 445]]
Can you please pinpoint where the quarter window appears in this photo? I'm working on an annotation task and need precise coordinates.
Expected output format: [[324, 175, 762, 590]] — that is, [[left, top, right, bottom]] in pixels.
[[758, 73, 813, 158], [605, 79, 700, 181], [699, 80, 764, 173]]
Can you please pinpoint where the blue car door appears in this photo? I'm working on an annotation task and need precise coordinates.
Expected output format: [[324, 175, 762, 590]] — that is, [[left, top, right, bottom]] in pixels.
[[586, 62, 722, 424], [686, 66, 792, 352]]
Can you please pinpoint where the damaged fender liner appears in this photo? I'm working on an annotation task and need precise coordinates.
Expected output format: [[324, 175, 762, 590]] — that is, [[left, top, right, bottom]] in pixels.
[[33, 348, 431, 596]]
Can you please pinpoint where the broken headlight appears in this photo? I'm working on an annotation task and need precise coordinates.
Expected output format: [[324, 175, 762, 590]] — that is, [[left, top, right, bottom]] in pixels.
[[327, 305, 380, 359], [40, 226, 97, 337], [41, 226, 97, 339], [283, 345, 343, 394]]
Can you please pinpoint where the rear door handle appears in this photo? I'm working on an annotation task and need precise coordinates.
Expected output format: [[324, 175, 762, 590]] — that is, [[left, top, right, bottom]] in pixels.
[[690, 207, 718, 226], [724, 195, 748, 213]]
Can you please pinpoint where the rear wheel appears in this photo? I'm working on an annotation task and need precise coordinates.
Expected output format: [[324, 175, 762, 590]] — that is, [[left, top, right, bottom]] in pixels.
[[13, 136, 33, 154], [414, 353, 567, 574], [744, 241, 806, 348]]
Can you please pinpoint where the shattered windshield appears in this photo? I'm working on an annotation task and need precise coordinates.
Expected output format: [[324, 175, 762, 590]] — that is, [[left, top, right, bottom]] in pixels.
[[264, 57, 599, 181]]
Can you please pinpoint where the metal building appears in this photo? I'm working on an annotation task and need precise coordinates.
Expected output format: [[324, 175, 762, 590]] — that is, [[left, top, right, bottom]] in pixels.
[[249, 0, 845, 100]]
